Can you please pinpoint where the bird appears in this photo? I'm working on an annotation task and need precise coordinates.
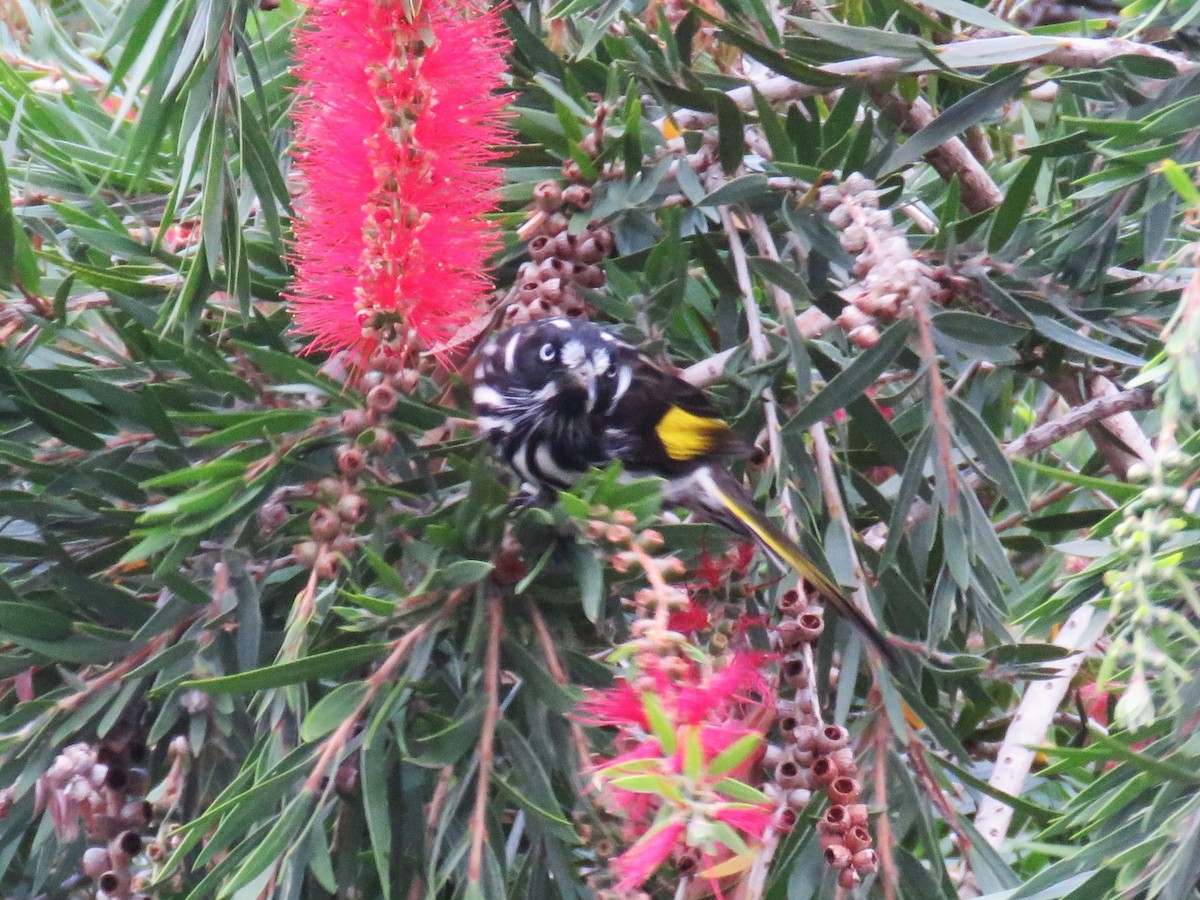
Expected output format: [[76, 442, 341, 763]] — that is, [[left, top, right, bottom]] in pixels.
[[471, 316, 895, 663]]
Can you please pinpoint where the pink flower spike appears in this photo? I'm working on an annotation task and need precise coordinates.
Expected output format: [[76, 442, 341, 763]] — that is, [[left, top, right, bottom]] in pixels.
[[612, 818, 686, 890], [713, 804, 773, 841], [288, 0, 511, 370]]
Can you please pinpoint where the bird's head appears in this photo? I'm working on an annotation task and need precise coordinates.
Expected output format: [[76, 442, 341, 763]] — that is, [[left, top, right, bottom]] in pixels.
[[474, 318, 635, 417]]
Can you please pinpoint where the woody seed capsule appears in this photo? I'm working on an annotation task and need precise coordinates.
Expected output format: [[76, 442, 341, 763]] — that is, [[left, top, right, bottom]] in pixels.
[[816, 724, 850, 754], [825, 777, 864, 806]]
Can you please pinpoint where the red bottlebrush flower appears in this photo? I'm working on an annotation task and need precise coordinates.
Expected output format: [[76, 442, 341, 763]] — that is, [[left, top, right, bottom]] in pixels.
[[612, 818, 686, 890], [576, 681, 649, 730], [288, 0, 510, 367], [713, 804, 773, 840], [668, 600, 711, 636], [674, 652, 771, 725]]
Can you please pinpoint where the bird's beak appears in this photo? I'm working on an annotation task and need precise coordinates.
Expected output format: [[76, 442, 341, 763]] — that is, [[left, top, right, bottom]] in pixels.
[[555, 363, 598, 411]]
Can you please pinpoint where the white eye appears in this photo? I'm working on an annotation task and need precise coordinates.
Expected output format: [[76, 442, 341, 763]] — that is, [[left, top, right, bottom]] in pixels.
[[538, 342, 557, 363]]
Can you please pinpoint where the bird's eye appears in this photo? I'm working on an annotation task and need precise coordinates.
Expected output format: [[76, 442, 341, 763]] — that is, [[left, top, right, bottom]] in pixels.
[[605, 365, 618, 378], [538, 342, 557, 363]]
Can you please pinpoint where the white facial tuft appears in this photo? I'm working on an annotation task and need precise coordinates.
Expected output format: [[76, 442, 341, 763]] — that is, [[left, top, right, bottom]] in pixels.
[[591, 348, 610, 375], [559, 339, 587, 370]]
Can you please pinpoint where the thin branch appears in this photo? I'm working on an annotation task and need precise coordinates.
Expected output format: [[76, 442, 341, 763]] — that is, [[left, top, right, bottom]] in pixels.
[[1005, 383, 1154, 462], [720, 207, 788, 483], [468, 587, 503, 883], [871, 91, 1003, 214], [668, 37, 1193, 129], [974, 604, 1110, 850], [872, 716, 899, 900], [904, 384, 1155, 529], [912, 291, 960, 514], [526, 598, 593, 775], [682, 307, 833, 387]]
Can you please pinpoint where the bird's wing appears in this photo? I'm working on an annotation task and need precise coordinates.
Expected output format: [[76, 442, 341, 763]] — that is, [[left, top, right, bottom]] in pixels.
[[603, 358, 750, 476]]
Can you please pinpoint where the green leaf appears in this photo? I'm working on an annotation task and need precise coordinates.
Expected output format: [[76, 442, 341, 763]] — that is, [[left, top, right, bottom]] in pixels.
[[989, 156, 1042, 252], [641, 691, 677, 753], [178, 645, 389, 695], [881, 72, 1026, 175], [301, 682, 370, 742], [947, 396, 1028, 512], [0, 148, 40, 293], [783, 319, 914, 435], [706, 731, 763, 777]]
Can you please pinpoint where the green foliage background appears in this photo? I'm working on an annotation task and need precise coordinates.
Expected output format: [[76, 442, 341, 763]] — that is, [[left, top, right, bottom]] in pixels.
[[0, 0, 1198, 897]]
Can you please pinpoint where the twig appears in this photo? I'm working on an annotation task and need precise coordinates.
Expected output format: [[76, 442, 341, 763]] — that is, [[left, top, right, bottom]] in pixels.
[[912, 291, 960, 514], [1005, 383, 1154, 463], [468, 588, 504, 883], [872, 716, 899, 900], [993, 481, 1076, 532], [871, 91, 1003, 214], [526, 599, 594, 775], [904, 384, 1155, 529], [974, 604, 1110, 850], [668, 37, 1193, 131], [720, 207, 788, 486], [682, 307, 833, 387]]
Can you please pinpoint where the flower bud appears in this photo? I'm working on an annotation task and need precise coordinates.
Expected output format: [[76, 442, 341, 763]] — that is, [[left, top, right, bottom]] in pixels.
[[838, 867, 862, 889], [336, 493, 368, 524], [852, 848, 878, 874], [335, 445, 367, 477], [553, 231, 578, 258], [339, 409, 370, 435], [367, 383, 399, 412], [108, 829, 142, 863], [562, 184, 592, 209], [818, 805, 849, 835], [847, 803, 869, 828], [796, 611, 824, 642], [528, 234, 555, 263], [576, 237, 605, 264], [294, 540, 320, 567], [782, 657, 809, 688], [310, 507, 342, 542], [829, 746, 857, 777], [774, 760, 807, 789]]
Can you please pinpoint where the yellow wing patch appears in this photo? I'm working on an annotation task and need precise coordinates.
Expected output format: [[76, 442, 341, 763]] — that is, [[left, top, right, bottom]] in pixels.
[[655, 406, 729, 461]]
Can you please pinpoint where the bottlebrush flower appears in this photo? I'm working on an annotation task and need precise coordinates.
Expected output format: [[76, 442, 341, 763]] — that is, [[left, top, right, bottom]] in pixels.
[[579, 651, 777, 890], [612, 819, 686, 891], [288, 0, 510, 368]]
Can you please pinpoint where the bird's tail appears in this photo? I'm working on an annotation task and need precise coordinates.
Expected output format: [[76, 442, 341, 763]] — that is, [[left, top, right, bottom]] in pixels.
[[687, 467, 898, 665]]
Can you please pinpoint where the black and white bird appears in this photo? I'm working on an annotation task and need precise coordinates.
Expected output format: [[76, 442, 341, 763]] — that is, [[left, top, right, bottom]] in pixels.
[[472, 317, 894, 663]]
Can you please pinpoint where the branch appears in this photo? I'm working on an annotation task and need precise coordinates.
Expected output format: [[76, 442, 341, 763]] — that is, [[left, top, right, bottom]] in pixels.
[[682, 307, 833, 387], [904, 384, 1155, 528], [678, 36, 1195, 122], [468, 587, 503, 883], [974, 604, 1109, 850], [870, 92, 1003, 213], [1005, 383, 1155, 462], [1045, 377, 1156, 478]]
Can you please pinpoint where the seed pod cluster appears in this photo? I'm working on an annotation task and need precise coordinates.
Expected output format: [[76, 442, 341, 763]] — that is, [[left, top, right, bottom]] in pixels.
[[508, 104, 615, 327], [32, 725, 159, 900], [818, 173, 946, 350], [764, 588, 878, 889], [506, 213, 615, 327], [282, 343, 423, 578]]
